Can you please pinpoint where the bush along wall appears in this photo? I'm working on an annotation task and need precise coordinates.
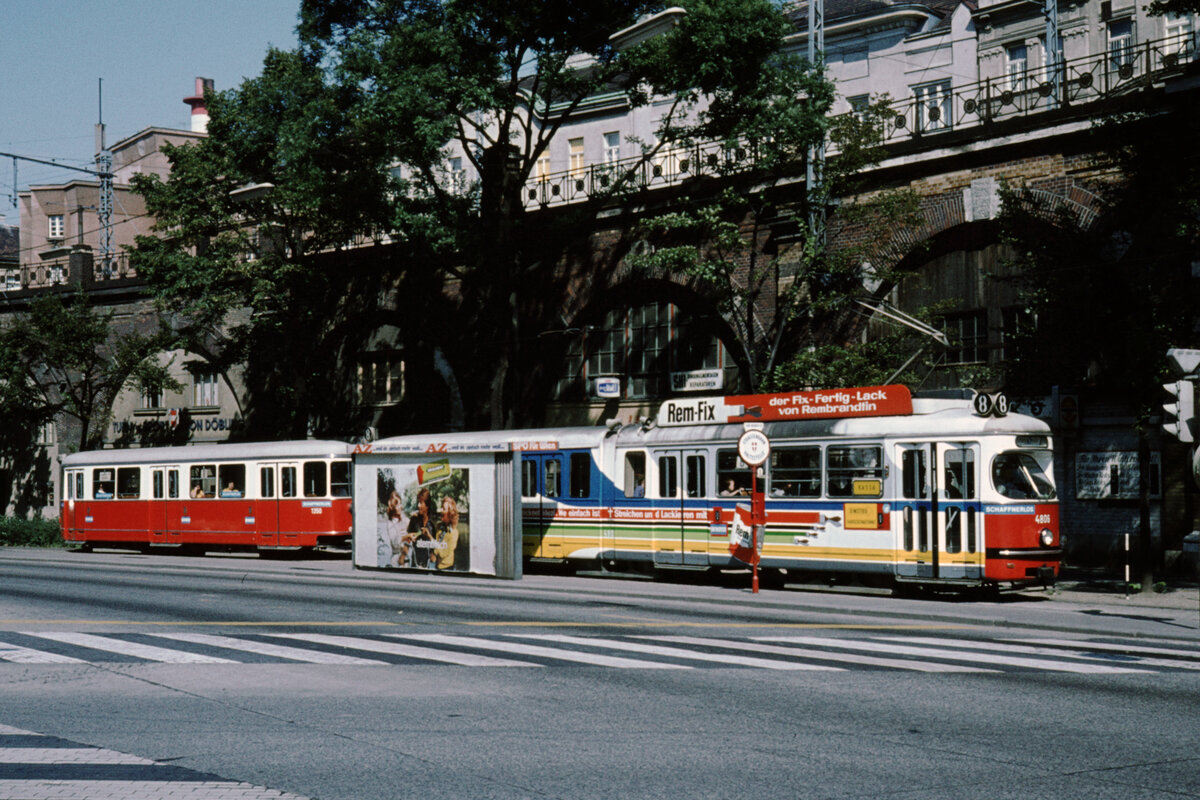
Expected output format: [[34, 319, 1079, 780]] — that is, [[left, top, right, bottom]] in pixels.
[[0, 517, 62, 547]]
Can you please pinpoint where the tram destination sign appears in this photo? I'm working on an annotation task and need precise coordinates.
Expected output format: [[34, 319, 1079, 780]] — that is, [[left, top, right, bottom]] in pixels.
[[656, 385, 913, 427]]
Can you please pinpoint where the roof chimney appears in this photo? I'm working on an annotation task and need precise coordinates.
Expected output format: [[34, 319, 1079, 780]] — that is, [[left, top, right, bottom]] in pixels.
[[183, 77, 214, 133]]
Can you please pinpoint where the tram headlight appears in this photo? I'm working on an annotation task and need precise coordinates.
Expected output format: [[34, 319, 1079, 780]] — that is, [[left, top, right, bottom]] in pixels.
[[1040, 528, 1054, 547]]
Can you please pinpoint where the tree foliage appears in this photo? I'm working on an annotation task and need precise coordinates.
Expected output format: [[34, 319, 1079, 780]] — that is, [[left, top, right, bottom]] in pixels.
[[999, 105, 1200, 403], [0, 291, 178, 453], [132, 48, 405, 439], [627, 95, 927, 392], [298, 0, 832, 424]]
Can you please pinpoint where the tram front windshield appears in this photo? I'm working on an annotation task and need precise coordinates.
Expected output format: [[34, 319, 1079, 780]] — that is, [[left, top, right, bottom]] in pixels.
[[991, 451, 1055, 500]]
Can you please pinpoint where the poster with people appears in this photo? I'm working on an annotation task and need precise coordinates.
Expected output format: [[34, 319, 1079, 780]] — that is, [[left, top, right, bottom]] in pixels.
[[375, 458, 470, 572]]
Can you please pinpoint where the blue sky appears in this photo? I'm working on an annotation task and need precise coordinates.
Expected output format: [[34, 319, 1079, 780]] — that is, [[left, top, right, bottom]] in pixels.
[[0, 0, 301, 226]]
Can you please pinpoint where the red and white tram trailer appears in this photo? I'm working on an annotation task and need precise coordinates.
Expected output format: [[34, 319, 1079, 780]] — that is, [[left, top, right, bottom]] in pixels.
[[60, 441, 353, 554]]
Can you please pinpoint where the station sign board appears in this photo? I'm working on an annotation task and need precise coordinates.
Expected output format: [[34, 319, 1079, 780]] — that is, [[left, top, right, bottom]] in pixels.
[[656, 385, 913, 427]]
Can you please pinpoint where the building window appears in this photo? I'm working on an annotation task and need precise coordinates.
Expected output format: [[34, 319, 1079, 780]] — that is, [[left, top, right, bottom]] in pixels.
[[535, 153, 551, 183], [999, 306, 1034, 361], [553, 301, 731, 401], [193, 372, 220, 407], [448, 156, 466, 194], [943, 310, 989, 364], [1108, 18, 1134, 69], [1164, 13, 1194, 57], [1005, 43, 1027, 92], [47, 215, 64, 239], [3, 270, 19, 290], [140, 388, 164, 410], [913, 80, 952, 132], [603, 131, 621, 165], [358, 353, 404, 406], [846, 94, 870, 117], [569, 137, 585, 177]]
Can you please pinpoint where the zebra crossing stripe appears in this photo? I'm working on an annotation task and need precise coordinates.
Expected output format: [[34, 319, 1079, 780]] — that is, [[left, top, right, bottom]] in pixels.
[[0, 726, 312, 799], [144, 631, 390, 665], [0, 747, 155, 764], [875, 635, 1171, 673], [18, 632, 238, 663], [0, 643, 85, 664], [650, 635, 991, 673], [270, 633, 540, 667], [514, 633, 841, 671], [1011, 637, 1200, 668], [398, 633, 692, 669], [758, 635, 1152, 674]]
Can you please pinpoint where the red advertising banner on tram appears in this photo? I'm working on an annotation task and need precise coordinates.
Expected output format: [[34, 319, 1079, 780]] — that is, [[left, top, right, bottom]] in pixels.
[[725, 385, 913, 423]]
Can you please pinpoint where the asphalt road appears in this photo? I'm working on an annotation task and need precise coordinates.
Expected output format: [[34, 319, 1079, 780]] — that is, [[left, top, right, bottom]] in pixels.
[[1, 548, 1198, 800]]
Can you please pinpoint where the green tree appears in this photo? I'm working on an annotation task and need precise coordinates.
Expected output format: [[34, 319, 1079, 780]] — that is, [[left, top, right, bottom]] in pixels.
[[297, 0, 832, 426], [627, 96, 926, 391], [133, 48, 406, 439], [999, 102, 1200, 586], [0, 291, 179, 453]]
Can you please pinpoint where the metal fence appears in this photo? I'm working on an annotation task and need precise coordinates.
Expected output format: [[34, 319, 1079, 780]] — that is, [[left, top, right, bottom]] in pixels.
[[522, 33, 1198, 209]]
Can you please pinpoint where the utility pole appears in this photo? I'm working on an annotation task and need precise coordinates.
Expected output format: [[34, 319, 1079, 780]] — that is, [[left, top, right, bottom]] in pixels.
[[96, 78, 114, 278], [1, 80, 115, 281]]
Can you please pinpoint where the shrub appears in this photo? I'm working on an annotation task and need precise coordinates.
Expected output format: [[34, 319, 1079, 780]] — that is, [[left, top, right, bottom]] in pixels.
[[0, 516, 62, 547]]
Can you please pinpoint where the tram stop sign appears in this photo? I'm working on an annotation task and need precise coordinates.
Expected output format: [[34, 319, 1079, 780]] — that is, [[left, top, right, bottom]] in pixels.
[[737, 429, 770, 467]]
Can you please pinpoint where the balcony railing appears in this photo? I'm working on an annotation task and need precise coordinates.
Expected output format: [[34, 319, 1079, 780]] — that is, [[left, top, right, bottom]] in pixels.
[[522, 33, 1198, 209]]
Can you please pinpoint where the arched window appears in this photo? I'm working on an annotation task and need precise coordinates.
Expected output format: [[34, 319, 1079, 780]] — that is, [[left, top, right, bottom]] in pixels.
[[554, 301, 735, 400]]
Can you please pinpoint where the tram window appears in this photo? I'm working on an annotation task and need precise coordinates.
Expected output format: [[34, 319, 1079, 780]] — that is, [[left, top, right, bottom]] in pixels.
[[282, 467, 297, 498], [717, 450, 751, 496], [624, 452, 647, 498], [115, 468, 140, 499], [569, 453, 591, 498], [219, 464, 246, 498], [828, 446, 883, 498], [331, 461, 351, 497], [168, 471, 179, 499], [153, 471, 164, 500], [92, 469, 115, 499], [685, 455, 706, 498], [304, 462, 328, 497], [943, 449, 976, 499], [190, 465, 217, 498], [901, 450, 927, 499], [544, 459, 561, 498], [658, 455, 678, 498], [992, 452, 1056, 500], [770, 447, 821, 497], [74, 472, 84, 500], [521, 460, 538, 497], [261, 467, 275, 498]]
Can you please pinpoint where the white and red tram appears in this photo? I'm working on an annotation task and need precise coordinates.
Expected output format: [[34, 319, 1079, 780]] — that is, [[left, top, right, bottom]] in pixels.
[[496, 385, 1061, 589], [60, 441, 353, 553]]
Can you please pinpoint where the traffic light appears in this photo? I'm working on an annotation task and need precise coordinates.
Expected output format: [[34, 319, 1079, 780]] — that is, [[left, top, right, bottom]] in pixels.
[[1162, 379, 1195, 443]]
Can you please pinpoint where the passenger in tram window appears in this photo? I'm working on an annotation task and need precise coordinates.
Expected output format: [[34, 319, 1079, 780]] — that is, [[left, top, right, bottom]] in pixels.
[[407, 487, 434, 568], [633, 473, 646, 497], [191, 483, 205, 498], [720, 478, 747, 497], [221, 481, 242, 498]]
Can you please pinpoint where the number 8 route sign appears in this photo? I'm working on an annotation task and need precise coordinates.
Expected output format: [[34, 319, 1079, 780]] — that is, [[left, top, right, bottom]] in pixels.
[[737, 429, 770, 467]]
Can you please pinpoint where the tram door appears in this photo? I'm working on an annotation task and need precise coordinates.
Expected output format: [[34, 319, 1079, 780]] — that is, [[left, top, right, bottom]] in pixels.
[[256, 464, 280, 547], [521, 454, 564, 558], [651, 449, 708, 566], [149, 467, 181, 544], [895, 442, 938, 579], [938, 444, 981, 580]]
